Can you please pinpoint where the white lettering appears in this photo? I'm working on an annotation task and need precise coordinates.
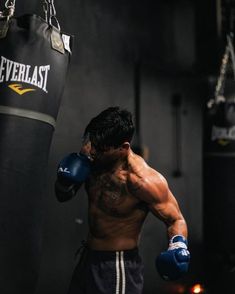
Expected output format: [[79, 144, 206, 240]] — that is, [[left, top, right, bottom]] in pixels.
[[0, 56, 51, 93], [11, 61, 19, 81], [0, 56, 6, 82], [42, 65, 50, 93], [58, 167, 70, 174], [17, 63, 26, 82], [211, 125, 235, 141], [5, 59, 13, 81], [25, 65, 31, 83], [38, 66, 44, 89], [31, 66, 38, 86]]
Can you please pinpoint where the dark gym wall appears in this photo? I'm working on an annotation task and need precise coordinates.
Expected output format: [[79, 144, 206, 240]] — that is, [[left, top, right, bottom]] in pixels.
[[14, 1, 204, 293]]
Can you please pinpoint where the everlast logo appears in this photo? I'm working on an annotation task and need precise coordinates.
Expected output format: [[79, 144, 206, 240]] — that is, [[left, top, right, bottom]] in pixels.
[[0, 56, 50, 93], [211, 125, 235, 145]]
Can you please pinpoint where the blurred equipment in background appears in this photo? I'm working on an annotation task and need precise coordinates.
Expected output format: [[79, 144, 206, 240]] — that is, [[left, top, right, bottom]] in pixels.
[[131, 57, 149, 160], [0, 0, 72, 293], [204, 1, 235, 292], [171, 93, 183, 177]]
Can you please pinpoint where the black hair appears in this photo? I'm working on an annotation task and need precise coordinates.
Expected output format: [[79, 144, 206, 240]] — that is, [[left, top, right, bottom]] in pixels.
[[84, 107, 135, 150]]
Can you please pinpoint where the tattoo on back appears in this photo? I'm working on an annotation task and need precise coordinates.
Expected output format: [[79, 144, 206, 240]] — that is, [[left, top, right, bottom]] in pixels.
[[87, 173, 130, 217]]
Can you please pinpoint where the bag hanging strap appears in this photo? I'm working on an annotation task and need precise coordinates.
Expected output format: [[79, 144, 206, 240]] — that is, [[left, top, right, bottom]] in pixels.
[[0, 0, 66, 54], [0, 0, 61, 31], [43, 0, 66, 54]]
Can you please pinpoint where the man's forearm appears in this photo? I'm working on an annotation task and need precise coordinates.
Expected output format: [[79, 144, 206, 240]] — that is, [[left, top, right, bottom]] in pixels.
[[167, 218, 188, 239]]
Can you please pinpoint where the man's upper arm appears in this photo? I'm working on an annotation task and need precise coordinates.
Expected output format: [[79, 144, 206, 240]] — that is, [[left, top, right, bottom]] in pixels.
[[130, 169, 184, 226]]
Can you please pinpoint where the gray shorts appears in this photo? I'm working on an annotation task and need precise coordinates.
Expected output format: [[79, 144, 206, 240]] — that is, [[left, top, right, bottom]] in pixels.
[[68, 245, 144, 294]]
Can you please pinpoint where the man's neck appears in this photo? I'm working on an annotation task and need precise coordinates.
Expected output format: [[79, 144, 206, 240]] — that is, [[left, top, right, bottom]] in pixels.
[[93, 155, 128, 174]]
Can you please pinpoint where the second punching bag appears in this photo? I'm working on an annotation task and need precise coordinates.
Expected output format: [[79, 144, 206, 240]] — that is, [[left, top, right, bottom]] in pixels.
[[204, 34, 235, 292], [0, 1, 72, 293]]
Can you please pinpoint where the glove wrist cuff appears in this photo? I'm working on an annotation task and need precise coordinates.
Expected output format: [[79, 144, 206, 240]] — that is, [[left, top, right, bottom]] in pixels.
[[168, 235, 188, 250]]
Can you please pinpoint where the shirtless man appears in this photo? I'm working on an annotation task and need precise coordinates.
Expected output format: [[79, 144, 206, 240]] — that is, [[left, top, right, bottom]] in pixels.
[[55, 107, 190, 294]]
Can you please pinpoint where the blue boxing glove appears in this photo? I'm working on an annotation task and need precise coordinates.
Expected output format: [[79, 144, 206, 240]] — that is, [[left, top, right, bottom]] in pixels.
[[155, 235, 190, 280], [55, 153, 91, 202], [57, 152, 91, 184]]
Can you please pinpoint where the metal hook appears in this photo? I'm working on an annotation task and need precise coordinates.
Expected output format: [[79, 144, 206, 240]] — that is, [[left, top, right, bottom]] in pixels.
[[5, 0, 15, 9]]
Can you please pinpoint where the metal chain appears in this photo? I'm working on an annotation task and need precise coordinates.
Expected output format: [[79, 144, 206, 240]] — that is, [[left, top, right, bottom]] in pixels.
[[0, 0, 15, 19], [227, 33, 235, 80], [214, 43, 230, 102], [5, 0, 15, 9], [214, 33, 235, 103], [43, 0, 60, 31], [43, 1, 49, 23]]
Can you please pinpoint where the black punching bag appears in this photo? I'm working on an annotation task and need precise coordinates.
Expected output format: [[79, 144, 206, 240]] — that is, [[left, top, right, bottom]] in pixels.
[[0, 1, 72, 293], [204, 92, 235, 292]]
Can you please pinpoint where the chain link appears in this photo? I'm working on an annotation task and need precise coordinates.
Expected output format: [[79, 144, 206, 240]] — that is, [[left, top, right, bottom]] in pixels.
[[43, 0, 60, 31], [228, 33, 235, 80], [5, 0, 15, 9], [0, 0, 15, 19], [214, 44, 230, 100], [43, 1, 49, 23]]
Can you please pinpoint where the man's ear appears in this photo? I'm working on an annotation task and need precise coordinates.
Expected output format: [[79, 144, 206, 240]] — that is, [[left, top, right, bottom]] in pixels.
[[121, 142, 130, 150]]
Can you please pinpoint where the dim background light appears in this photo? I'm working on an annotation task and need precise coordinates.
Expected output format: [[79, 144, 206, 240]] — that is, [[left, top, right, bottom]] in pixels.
[[190, 283, 205, 294]]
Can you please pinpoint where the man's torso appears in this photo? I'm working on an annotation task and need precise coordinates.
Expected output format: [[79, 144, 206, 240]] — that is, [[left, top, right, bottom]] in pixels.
[[85, 155, 149, 251]]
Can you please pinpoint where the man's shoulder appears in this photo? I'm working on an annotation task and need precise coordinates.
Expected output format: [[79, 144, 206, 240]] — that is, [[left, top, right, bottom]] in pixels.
[[127, 151, 157, 178], [127, 153, 152, 186], [127, 152, 167, 194], [127, 151, 148, 171]]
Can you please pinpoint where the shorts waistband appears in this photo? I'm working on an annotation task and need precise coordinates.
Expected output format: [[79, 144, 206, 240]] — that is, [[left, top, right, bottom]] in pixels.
[[88, 247, 139, 260]]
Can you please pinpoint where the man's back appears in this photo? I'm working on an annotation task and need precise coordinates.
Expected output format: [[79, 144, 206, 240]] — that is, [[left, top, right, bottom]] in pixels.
[[86, 152, 149, 251]]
